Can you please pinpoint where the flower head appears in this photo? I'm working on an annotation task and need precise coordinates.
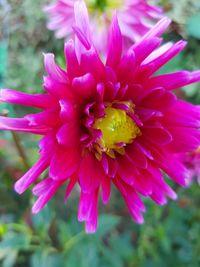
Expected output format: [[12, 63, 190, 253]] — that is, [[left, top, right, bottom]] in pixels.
[[1, 2, 200, 233], [44, 0, 163, 51]]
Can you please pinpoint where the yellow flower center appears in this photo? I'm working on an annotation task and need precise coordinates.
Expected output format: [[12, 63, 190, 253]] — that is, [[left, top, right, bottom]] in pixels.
[[85, 0, 123, 13], [94, 107, 141, 158]]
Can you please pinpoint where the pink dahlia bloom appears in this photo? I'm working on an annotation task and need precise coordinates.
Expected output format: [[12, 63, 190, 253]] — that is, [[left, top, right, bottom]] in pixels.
[[180, 148, 200, 186], [1, 2, 200, 233], [44, 0, 163, 51]]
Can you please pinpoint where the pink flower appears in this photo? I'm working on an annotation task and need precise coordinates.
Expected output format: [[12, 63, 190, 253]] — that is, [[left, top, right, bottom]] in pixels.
[[180, 148, 200, 186], [1, 2, 200, 233], [44, 0, 163, 51]]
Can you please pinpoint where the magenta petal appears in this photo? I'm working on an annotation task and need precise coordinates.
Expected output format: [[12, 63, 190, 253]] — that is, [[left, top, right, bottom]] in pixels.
[[106, 14, 122, 69], [117, 49, 136, 83], [78, 189, 99, 226], [85, 207, 98, 233], [0, 116, 50, 134], [84, 190, 99, 234], [39, 133, 56, 153], [32, 178, 63, 214], [167, 127, 200, 152], [72, 73, 96, 98], [150, 187, 167, 205], [59, 99, 77, 122], [147, 70, 200, 90], [15, 156, 50, 194], [133, 37, 162, 65], [32, 177, 53, 197], [101, 175, 111, 204], [142, 17, 171, 39], [132, 171, 153, 196], [101, 154, 109, 175], [74, 0, 91, 45], [142, 125, 173, 146], [43, 76, 71, 99], [139, 87, 176, 111], [114, 179, 145, 224], [80, 47, 105, 81], [64, 40, 80, 80], [107, 158, 118, 178], [25, 110, 60, 127], [0, 89, 56, 109], [78, 191, 93, 222], [56, 122, 79, 148], [153, 149, 188, 186], [49, 147, 79, 180], [79, 154, 102, 192], [126, 143, 148, 169], [117, 156, 138, 185], [64, 174, 78, 202], [44, 53, 68, 83], [148, 164, 177, 200], [141, 40, 187, 75]]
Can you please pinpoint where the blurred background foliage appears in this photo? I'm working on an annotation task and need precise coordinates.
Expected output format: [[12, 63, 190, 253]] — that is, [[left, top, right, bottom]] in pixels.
[[0, 0, 200, 266]]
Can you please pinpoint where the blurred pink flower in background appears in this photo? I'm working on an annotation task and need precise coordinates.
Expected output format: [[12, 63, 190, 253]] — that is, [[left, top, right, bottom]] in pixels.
[[44, 0, 163, 52], [181, 148, 200, 186], [1, 1, 200, 233]]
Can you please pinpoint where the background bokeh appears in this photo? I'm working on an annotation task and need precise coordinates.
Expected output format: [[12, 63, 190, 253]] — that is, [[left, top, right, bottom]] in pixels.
[[0, 1, 200, 266]]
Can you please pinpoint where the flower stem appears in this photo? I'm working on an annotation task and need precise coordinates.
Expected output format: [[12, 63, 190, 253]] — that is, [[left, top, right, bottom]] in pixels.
[[11, 131, 30, 169]]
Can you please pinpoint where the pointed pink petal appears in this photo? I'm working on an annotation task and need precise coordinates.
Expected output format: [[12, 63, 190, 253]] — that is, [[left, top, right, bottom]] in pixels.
[[133, 37, 162, 65], [0, 89, 56, 109], [56, 122, 79, 147], [44, 53, 68, 83], [80, 47, 105, 81], [32, 178, 63, 214], [117, 49, 136, 84], [106, 14, 122, 69], [107, 157, 118, 178], [126, 143, 148, 169], [141, 40, 187, 75], [79, 154, 102, 192], [64, 40, 80, 80], [74, 0, 91, 44], [0, 116, 50, 134], [59, 99, 78, 122], [25, 110, 60, 127], [117, 156, 138, 185], [64, 174, 78, 202], [142, 125, 173, 146], [72, 72, 96, 99], [49, 147, 79, 180], [114, 179, 145, 224], [141, 17, 171, 39], [101, 175, 111, 205], [15, 156, 50, 194], [43, 75, 72, 99], [78, 189, 99, 233], [146, 70, 200, 90]]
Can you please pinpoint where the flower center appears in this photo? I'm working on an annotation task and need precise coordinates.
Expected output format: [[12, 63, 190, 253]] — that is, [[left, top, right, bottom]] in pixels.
[[94, 107, 141, 158], [85, 0, 123, 12]]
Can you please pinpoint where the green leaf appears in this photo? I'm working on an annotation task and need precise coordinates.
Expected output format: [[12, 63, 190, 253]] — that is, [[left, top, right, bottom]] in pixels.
[[0, 232, 30, 250], [32, 205, 54, 236], [95, 214, 120, 237], [31, 250, 64, 267]]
